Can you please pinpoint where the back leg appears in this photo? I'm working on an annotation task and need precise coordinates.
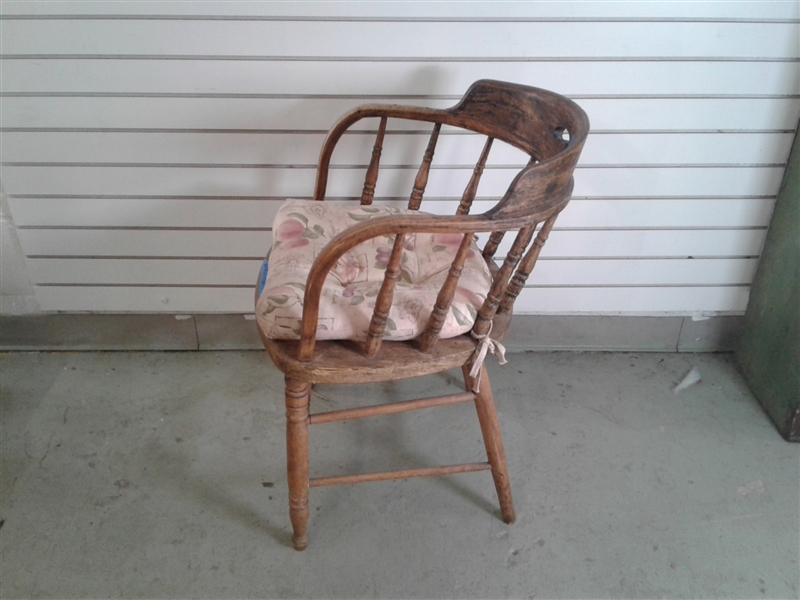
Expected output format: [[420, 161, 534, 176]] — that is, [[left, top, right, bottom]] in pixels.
[[463, 365, 516, 524]]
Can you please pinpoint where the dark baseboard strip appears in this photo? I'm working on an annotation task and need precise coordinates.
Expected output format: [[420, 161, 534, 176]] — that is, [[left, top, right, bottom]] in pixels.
[[0, 313, 742, 353]]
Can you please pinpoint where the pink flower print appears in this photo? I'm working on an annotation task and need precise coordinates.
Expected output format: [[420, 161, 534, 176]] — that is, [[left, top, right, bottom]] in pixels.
[[397, 295, 427, 322], [341, 284, 366, 306], [332, 255, 363, 285], [275, 218, 309, 250], [433, 233, 475, 258], [375, 246, 392, 267], [303, 202, 330, 220]]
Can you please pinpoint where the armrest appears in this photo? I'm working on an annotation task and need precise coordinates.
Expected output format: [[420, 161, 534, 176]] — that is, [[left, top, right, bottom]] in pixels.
[[296, 212, 493, 361]]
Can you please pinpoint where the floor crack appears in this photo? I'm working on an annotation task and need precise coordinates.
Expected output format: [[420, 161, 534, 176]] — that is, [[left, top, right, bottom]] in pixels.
[[39, 432, 55, 465]]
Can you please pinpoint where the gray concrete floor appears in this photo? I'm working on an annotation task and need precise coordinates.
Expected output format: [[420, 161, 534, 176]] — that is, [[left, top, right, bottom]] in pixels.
[[1, 350, 798, 599]]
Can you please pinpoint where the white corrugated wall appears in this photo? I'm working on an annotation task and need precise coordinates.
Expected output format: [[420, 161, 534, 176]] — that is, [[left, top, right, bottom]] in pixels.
[[1, 1, 797, 315]]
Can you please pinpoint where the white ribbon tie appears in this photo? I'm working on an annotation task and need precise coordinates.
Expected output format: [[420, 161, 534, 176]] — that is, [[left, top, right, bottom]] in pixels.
[[469, 323, 508, 392]]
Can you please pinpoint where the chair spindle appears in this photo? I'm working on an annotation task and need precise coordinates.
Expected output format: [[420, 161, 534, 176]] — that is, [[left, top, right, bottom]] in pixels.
[[419, 232, 474, 353], [457, 137, 493, 215], [360, 117, 388, 205], [408, 123, 441, 210], [473, 226, 536, 338], [363, 233, 406, 358], [498, 216, 556, 315], [482, 231, 506, 261]]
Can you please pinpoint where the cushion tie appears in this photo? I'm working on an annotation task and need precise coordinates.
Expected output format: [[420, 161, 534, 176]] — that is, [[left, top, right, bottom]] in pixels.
[[468, 323, 508, 392]]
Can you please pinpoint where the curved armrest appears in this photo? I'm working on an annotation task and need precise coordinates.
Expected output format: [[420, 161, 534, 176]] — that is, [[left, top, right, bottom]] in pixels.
[[297, 211, 500, 361]]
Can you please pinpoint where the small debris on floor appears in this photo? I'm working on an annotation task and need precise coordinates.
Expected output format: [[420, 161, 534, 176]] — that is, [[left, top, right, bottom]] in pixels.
[[737, 480, 766, 497], [674, 367, 702, 394]]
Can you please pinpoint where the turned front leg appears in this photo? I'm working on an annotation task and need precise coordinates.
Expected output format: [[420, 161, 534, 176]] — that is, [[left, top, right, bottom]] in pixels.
[[285, 377, 311, 550]]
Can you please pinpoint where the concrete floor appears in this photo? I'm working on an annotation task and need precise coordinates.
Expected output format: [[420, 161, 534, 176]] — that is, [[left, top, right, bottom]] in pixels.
[[1, 350, 798, 599]]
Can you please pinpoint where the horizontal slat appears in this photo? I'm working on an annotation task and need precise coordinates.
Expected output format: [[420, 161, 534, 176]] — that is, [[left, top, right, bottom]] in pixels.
[[29, 284, 751, 314], [25, 258, 759, 287], [527, 259, 759, 286], [2, 132, 793, 166], [32, 285, 255, 313], [2, 97, 798, 133], [474, 229, 768, 260], [1, 1, 795, 19], [515, 286, 751, 314], [3, 20, 796, 58], [553, 199, 776, 229], [16, 229, 767, 258], [26, 258, 264, 286], [6, 198, 777, 229], [7, 197, 286, 228], [2, 60, 797, 96], [308, 392, 476, 425], [308, 463, 492, 487], [17, 230, 273, 258], [0, 166, 785, 198]]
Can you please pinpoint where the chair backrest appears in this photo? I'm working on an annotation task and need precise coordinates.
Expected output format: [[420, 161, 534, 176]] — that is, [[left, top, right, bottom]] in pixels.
[[301, 79, 589, 360]]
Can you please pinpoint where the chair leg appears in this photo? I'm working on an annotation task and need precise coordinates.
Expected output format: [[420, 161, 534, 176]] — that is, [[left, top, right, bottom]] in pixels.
[[463, 365, 516, 524], [285, 377, 311, 550]]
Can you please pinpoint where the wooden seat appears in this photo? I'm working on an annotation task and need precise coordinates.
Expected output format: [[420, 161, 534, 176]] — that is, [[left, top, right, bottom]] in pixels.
[[256, 79, 589, 550]]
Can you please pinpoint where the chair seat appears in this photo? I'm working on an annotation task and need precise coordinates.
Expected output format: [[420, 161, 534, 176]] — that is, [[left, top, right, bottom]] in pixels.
[[256, 199, 492, 342], [262, 335, 479, 384]]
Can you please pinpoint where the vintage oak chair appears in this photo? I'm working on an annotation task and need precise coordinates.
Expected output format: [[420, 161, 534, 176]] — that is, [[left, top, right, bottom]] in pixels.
[[255, 80, 588, 550]]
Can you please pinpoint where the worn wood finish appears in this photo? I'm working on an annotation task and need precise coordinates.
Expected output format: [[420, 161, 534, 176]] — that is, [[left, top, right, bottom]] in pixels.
[[458, 136, 494, 216], [364, 232, 406, 358], [473, 226, 536, 338], [462, 365, 516, 524], [408, 122, 441, 211], [482, 231, 506, 261], [309, 391, 475, 425], [310, 462, 492, 488], [360, 116, 387, 206], [261, 335, 479, 385], [259, 80, 588, 549], [419, 232, 474, 353], [284, 377, 311, 551], [498, 215, 557, 317]]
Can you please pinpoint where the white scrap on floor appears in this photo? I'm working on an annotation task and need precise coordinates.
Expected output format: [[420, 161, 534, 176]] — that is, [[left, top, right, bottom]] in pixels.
[[737, 480, 766, 497], [674, 367, 702, 393]]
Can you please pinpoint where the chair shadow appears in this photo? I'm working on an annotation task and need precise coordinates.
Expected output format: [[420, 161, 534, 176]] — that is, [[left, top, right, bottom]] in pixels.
[[147, 443, 294, 549], [381, 415, 503, 521], [313, 374, 504, 525]]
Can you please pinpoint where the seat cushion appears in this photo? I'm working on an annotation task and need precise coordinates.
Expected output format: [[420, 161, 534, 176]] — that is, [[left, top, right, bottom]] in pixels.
[[255, 199, 492, 341]]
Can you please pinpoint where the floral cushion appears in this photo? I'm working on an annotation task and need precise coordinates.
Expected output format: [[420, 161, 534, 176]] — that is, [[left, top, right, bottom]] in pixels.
[[255, 199, 492, 341]]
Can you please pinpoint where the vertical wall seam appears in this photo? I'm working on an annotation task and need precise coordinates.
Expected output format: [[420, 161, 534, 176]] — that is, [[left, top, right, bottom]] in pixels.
[[191, 315, 200, 350], [675, 317, 686, 352]]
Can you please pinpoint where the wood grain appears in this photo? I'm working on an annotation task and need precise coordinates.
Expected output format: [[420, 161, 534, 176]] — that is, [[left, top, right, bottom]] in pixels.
[[363, 232, 406, 358], [359, 116, 387, 205]]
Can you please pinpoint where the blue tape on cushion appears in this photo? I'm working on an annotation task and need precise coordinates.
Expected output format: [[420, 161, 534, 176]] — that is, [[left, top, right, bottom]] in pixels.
[[257, 259, 269, 296]]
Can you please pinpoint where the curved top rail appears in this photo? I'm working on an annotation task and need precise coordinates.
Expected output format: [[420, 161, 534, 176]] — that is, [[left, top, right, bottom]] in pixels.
[[313, 79, 589, 211]]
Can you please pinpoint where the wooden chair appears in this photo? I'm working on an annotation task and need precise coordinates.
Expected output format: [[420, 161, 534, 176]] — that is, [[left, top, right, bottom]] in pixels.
[[256, 79, 589, 550]]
